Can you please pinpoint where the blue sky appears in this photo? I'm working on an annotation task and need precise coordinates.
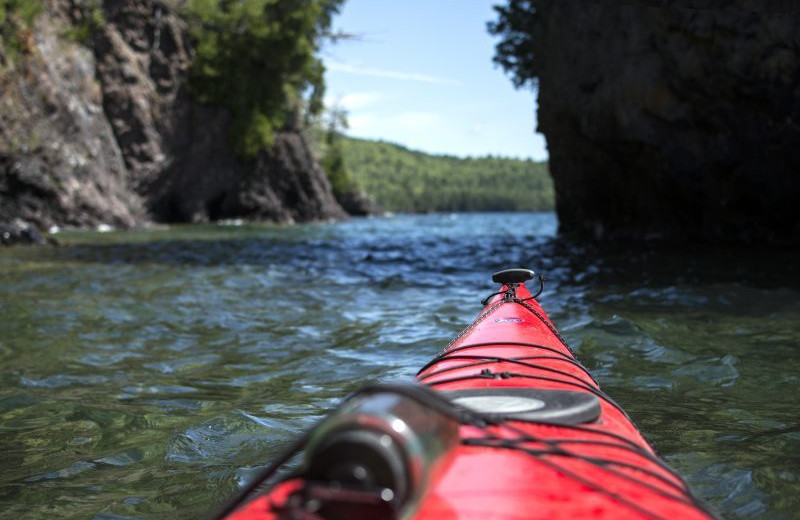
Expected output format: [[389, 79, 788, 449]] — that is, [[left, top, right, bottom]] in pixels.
[[321, 0, 548, 160]]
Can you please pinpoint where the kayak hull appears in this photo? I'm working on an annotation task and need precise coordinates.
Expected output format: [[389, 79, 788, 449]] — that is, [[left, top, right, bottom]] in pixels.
[[222, 284, 715, 520]]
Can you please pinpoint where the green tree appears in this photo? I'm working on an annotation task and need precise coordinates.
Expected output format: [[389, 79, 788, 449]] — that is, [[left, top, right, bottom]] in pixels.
[[320, 105, 354, 200], [487, 0, 538, 89], [341, 137, 554, 213], [185, 0, 344, 157]]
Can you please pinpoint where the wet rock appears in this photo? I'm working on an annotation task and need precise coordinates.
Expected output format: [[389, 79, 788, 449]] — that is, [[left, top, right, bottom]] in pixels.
[[0, 219, 51, 246]]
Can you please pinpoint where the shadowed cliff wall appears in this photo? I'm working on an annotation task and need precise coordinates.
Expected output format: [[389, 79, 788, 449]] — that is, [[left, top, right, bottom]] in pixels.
[[526, 1, 800, 243]]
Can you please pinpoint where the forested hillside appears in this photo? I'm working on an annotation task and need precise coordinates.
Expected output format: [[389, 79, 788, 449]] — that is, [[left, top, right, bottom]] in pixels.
[[341, 137, 554, 212]]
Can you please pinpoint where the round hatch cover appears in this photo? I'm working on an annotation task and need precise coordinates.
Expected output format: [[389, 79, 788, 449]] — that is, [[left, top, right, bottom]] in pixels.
[[452, 395, 546, 414], [443, 388, 601, 425]]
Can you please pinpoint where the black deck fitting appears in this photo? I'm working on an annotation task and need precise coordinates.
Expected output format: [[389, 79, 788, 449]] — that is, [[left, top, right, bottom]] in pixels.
[[492, 268, 535, 285]]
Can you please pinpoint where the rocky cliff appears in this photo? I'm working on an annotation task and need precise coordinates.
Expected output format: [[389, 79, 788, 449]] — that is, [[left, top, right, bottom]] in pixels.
[[0, 0, 350, 238], [530, 1, 800, 244], [0, 2, 144, 230]]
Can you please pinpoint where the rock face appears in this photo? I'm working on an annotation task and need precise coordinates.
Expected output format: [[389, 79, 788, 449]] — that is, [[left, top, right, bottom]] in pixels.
[[91, 0, 345, 223], [336, 188, 383, 217], [155, 129, 347, 223], [0, 4, 144, 230], [533, 1, 800, 243], [0, 218, 53, 246], [0, 0, 348, 240]]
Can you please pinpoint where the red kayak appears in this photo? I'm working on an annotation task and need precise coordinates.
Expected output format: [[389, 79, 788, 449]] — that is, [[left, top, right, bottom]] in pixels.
[[214, 269, 717, 520]]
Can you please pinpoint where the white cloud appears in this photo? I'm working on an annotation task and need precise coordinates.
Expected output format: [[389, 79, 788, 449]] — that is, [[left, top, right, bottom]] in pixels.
[[339, 92, 382, 110], [327, 61, 461, 86], [347, 114, 377, 131]]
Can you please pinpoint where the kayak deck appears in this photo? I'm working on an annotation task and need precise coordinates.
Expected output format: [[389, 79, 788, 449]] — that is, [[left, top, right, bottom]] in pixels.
[[221, 281, 716, 520], [412, 288, 711, 520]]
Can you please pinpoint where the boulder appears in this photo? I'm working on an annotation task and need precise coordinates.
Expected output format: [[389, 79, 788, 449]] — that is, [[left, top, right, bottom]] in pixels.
[[0, 219, 51, 246]]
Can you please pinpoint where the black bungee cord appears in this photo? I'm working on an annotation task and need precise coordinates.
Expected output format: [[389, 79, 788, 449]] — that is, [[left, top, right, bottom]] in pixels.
[[519, 273, 546, 301], [207, 430, 312, 520], [206, 383, 490, 520], [208, 380, 719, 520], [208, 276, 720, 520], [480, 274, 545, 306]]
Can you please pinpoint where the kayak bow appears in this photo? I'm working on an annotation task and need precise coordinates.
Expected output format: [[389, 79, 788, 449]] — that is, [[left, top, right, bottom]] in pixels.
[[215, 269, 717, 520]]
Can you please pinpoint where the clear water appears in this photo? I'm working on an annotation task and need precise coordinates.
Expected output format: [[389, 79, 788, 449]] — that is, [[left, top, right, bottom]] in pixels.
[[1, 212, 798, 519]]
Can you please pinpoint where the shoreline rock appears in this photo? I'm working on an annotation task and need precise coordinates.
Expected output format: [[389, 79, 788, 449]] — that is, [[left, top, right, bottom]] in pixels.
[[0, 0, 350, 236], [336, 188, 383, 217], [0, 219, 55, 246]]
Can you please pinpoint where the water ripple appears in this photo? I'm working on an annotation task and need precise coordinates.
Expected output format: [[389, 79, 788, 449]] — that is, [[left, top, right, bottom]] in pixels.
[[1, 213, 799, 519]]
